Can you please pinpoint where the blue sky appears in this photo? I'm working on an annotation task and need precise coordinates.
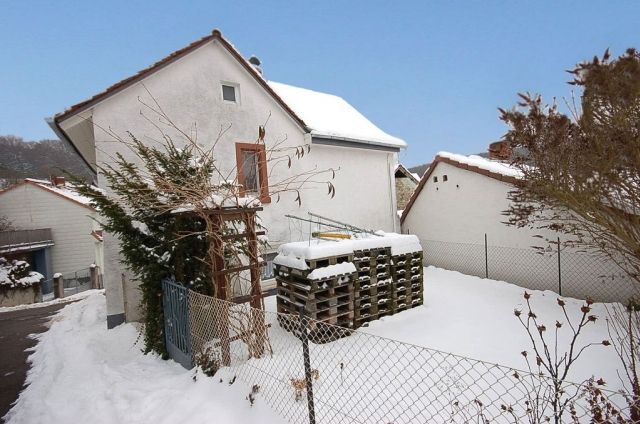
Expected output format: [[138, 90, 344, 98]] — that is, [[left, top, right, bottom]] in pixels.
[[0, 1, 638, 167]]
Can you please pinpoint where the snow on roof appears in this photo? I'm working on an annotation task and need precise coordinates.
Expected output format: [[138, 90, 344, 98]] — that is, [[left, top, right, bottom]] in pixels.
[[436, 152, 522, 179], [24, 178, 94, 208], [268, 81, 406, 149]]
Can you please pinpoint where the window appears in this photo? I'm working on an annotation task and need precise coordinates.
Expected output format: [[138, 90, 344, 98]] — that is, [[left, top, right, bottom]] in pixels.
[[443, 175, 448, 182], [236, 143, 270, 203], [222, 84, 237, 102], [433, 176, 438, 183]]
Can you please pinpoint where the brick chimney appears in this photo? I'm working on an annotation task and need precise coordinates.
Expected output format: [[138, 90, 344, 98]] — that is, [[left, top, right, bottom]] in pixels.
[[50, 176, 66, 187], [488, 141, 512, 160]]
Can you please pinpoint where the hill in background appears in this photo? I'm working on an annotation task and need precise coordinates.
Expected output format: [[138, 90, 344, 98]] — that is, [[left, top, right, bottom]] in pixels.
[[0, 135, 93, 188]]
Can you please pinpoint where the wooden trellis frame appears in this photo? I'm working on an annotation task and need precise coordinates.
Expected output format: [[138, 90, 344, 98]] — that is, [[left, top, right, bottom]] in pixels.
[[200, 205, 267, 364]]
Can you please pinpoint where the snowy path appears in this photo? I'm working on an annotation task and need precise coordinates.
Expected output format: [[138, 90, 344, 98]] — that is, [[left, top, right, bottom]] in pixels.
[[4, 292, 285, 424]]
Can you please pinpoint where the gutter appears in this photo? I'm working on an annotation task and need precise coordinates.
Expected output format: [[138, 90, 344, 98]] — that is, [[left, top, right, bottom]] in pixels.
[[45, 116, 97, 182], [311, 134, 405, 152]]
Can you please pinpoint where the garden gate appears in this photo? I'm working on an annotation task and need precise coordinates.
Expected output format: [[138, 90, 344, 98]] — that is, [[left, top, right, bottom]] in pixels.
[[162, 278, 193, 369]]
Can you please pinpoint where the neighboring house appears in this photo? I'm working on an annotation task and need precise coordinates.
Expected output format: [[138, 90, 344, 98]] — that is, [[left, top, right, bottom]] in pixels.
[[394, 164, 419, 211], [0, 177, 104, 293], [408, 162, 430, 179], [48, 29, 405, 328], [400, 147, 636, 302]]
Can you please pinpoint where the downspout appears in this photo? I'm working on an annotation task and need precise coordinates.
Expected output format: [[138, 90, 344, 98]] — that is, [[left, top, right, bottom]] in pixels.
[[388, 153, 399, 232]]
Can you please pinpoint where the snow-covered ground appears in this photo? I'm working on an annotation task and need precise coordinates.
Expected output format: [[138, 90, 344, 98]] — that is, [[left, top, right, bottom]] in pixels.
[[361, 267, 621, 388], [263, 267, 620, 388], [4, 292, 285, 424], [6, 267, 624, 423]]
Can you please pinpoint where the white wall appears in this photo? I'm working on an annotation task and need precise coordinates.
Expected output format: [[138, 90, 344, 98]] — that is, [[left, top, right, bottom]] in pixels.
[[402, 162, 636, 303], [75, 39, 396, 322], [402, 162, 560, 248], [0, 184, 100, 277]]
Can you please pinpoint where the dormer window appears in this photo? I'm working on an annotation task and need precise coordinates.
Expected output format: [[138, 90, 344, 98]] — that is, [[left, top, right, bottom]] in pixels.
[[221, 83, 238, 103]]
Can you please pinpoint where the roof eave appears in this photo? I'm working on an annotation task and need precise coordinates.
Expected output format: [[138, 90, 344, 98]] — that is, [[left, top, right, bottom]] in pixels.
[[311, 132, 405, 152], [51, 29, 309, 134], [46, 117, 97, 178]]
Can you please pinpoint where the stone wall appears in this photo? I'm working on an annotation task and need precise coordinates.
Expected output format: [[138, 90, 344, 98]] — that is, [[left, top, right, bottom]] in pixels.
[[0, 285, 42, 307]]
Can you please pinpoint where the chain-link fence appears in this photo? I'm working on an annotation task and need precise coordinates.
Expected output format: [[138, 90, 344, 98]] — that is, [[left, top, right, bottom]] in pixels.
[[186, 290, 635, 424], [61, 267, 92, 295], [41, 266, 97, 301], [420, 238, 638, 304]]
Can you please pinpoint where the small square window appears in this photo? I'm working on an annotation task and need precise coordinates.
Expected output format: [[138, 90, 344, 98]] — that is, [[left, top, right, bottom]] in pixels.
[[433, 176, 438, 183], [443, 175, 448, 182], [222, 84, 236, 102]]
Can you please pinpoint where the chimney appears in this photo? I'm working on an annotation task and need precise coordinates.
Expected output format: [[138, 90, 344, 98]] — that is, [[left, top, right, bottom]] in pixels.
[[248, 55, 262, 75], [488, 141, 512, 160], [50, 176, 66, 187]]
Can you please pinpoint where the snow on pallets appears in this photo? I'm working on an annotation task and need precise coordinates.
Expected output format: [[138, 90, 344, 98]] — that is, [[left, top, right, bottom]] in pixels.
[[353, 247, 393, 326], [274, 233, 425, 336], [390, 251, 424, 311], [275, 255, 355, 341]]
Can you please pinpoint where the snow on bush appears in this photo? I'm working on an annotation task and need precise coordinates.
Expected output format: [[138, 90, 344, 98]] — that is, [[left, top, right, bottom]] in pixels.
[[0, 257, 43, 288]]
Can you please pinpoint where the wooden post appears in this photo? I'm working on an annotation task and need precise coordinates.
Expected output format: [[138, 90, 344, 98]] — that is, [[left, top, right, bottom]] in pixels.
[[244, 211, 265, 357], [90, 264, 99, 289], [209, 213, 231, 366], [54, 273, 64, 299]]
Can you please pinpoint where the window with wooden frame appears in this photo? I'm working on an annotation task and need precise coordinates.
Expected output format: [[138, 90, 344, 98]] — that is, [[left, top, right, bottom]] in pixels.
[[235, 143, 270, 203]]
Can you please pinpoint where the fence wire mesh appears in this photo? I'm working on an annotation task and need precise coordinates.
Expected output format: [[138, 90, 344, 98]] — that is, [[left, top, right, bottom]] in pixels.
[[186, 290, 636, 424], [421, 238, 638, 304], [62, 267, 92, 295]]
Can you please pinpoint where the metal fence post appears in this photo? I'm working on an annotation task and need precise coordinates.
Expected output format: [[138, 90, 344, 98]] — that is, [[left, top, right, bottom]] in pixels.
[[298, 307, 316, 424], [557, 237, 562, 296], [484, 233, 489, 279]]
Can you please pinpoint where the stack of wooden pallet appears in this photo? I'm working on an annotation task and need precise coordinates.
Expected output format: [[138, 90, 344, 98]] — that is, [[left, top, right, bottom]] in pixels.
[[389, 251, 424, 314], [353, 247, 393, 327], [275, 253, 356, 331], [274, 234, 424, 337]]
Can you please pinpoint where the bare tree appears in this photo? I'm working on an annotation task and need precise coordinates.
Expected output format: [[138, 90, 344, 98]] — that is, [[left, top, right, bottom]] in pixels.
[[607, 303, 640, 421], [499, 48, 640, 287], [512, 292, 610, 423]]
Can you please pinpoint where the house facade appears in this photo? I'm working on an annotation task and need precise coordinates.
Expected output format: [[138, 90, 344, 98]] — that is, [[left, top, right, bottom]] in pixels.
[[394, 164, 419, 212], [401, 151, 636, 303], [49, 29, 405, 327], [0, 178, 103, 293]]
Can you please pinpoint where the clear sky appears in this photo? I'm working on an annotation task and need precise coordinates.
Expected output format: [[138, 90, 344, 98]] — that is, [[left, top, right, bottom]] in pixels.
[[0, 1, 638, 167]]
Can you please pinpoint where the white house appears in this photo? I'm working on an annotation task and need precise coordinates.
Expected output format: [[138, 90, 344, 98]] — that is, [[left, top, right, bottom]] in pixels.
[[400, 149, 636, 303], [394, 163, 419, 212], [0, 177, 104, 293], [48, 29, 405, 328]]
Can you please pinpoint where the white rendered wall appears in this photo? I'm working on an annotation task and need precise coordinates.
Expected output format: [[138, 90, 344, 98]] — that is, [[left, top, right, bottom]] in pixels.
[[0, 184, 100, 277], [401, 162, 636, 303], [76, 39, 396, 321]]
